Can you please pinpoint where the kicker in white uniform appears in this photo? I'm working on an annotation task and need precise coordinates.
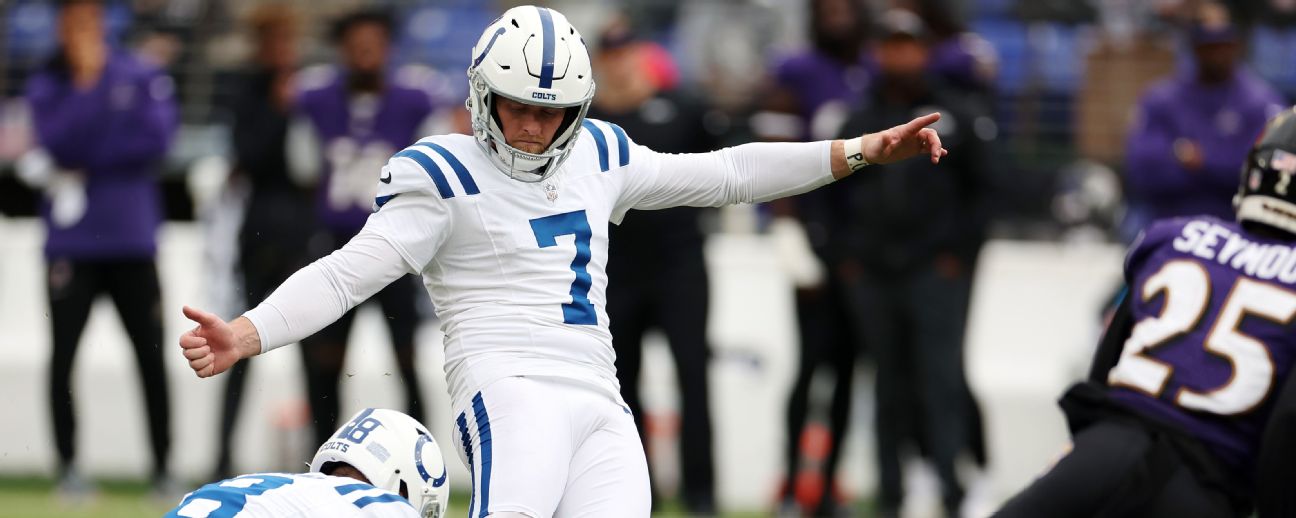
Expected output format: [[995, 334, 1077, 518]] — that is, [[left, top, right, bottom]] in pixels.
[[178, 5, 947, 517]]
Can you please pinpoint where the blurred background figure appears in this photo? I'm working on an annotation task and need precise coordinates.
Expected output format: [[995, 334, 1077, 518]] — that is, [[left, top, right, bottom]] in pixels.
[[758, 0, 870, 515], [912, 0, 995, 487], [1124, 2, 1285, 234], [210, 2, 308, 481], [588, 15, 721, 515], [292, 9, 434, 449], [833, 10, 993, 517], [22, 0, 178, 500], [911, 0, 997, 107]]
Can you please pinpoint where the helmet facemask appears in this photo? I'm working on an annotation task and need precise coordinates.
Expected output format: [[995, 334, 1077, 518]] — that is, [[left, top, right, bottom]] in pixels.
[[467, 70, 592, 183]]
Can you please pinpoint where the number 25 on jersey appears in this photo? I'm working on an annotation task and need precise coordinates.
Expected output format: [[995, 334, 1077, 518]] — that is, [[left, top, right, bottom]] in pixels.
[[1109, 260, 1296, 414]]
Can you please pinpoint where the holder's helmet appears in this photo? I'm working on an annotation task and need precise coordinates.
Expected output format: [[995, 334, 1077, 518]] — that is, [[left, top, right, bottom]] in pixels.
[[310, 409, 449, 518]]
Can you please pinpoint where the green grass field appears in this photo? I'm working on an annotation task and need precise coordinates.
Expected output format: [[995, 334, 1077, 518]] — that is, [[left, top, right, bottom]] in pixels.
[[0, 476, 773, 517]]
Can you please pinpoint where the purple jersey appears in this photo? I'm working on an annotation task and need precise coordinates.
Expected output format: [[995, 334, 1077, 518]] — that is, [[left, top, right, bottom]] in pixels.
[[25, 50, 178, 259], [772, 50, 872, 140], [1109, 216, 1296, 479], [296, 67, 434, 234]]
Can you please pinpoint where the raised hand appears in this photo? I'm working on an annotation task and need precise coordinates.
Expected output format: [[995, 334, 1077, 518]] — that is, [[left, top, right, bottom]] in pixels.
[[179, 305, 253, 378], [862, 112, 949, 165]]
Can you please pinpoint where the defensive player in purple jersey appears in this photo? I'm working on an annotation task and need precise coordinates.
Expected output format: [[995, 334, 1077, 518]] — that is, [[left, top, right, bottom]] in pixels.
[[997, 108, 1296, 517]]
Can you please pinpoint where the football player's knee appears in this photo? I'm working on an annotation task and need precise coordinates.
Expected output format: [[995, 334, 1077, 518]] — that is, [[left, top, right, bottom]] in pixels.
[[485, 513, 536, 518]]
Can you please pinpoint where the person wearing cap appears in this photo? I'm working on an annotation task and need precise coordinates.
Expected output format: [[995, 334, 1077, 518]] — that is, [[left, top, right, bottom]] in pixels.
[[586, 15, 722, 515], [1125, 3, 1285, 232], [831, 9, 994, 517], [24, 0, 178, 500]]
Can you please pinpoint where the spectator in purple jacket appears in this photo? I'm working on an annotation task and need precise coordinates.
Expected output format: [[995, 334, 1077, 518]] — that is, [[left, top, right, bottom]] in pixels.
[[292, 9, 435, 448], [1125, 4, 1286, 231], [24, 0, 178, 498]]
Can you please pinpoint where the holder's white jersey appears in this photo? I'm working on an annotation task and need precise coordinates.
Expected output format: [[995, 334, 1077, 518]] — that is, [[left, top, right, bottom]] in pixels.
[[364, 120, 832, 406], [165, 473, 419, 518]]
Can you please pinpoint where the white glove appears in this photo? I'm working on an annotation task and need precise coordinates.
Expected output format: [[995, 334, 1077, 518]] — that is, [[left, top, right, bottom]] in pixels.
[[48, 173, 87, 229], [769, 217, 825, 289], [16, 148, 54, 189]]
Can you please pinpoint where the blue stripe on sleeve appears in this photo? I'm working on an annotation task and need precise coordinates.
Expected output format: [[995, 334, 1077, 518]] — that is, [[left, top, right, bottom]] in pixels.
[[334, 483, 373, 496], [374, 194, 398, 210], [472, 393, 493, 518], [608, 122, 630, 167], [417, 142, 479, 195], [457, 412, 477, 518], [353, 493, 413, 509], [582, 120, 609, 172], [393, 149, 454, 199], [536, 7, 556, 88]]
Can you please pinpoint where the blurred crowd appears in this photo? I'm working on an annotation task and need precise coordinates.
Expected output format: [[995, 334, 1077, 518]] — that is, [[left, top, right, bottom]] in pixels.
[[2, 0, 1294, 516]]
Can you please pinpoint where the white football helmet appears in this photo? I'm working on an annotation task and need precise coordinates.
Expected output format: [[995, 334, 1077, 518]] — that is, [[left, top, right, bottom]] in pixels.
[[310, 408, 449, 518], [466, 5, 595, 182]]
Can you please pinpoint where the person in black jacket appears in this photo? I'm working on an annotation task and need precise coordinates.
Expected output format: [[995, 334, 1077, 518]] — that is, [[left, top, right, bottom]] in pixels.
[[833, 10, 993, 517], [213, 4, 313, 479], [587, 18, 722, 514]]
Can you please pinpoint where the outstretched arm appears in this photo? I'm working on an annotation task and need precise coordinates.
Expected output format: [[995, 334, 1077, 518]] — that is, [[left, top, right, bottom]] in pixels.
[[179, 229, 413, 377], [614, 113, 947, 218], [179, 187, 446, 378]]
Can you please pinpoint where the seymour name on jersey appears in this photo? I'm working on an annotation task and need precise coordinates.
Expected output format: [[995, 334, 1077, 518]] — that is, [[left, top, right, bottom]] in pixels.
[[1169, 219, 1296, 282]]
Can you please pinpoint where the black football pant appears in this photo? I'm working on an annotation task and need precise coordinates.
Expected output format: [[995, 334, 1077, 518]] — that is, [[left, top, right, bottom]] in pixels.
[[995, 418, 1237, 518], [608, 252, 715, 510], [783, 279, 856, 510], [845, 266, 977, 516], [47, 258, 170, 480], [298, 273, 426, 447], [215, 199, 313, 478]]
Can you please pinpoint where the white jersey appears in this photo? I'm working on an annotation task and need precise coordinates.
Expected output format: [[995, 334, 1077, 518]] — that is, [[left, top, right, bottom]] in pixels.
[[246, 119, 833, 407], [365, 121, 831, 405], [164, 473, 419, 518]]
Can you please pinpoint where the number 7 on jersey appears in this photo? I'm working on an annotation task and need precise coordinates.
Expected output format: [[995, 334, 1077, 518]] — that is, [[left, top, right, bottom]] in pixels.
[[530, 210, 598, 325]]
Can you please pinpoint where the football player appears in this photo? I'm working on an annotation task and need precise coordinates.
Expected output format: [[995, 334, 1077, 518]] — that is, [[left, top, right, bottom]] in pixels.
[[997, 108, 1296, 518], [165, 408, 449, 518], [178, 5, 946, 516]]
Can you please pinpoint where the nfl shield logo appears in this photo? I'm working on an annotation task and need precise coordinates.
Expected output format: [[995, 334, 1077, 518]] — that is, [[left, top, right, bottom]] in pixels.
[[1273, 149, 1296, 173]]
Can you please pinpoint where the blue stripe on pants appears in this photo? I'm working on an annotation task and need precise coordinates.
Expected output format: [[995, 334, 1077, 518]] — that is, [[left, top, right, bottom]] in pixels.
[[472, 392, 494, 518], [456, 412, 476, 517]]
